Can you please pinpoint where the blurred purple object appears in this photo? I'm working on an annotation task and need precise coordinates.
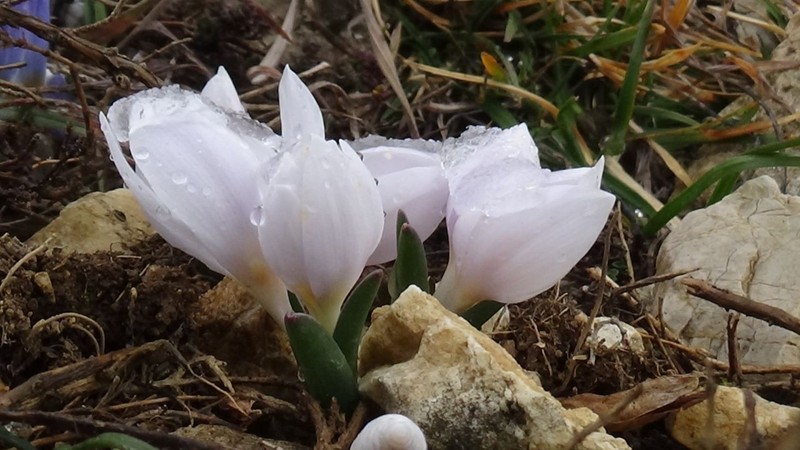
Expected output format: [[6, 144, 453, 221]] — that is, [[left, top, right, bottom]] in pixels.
[[0, 0, 50, 86]]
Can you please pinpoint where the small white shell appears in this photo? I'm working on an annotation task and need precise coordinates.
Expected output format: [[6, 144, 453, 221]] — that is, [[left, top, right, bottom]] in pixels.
[[350, 414, 427, 450]]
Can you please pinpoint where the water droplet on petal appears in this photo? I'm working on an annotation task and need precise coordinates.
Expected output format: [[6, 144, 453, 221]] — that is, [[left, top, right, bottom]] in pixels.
[[133, 149, 150, 161], [155, 205, 171, 217], [171, 172, 188, 185], [250, 205, 266, 226], [201, 187, 212, 197], [186, 183, 197, 193]]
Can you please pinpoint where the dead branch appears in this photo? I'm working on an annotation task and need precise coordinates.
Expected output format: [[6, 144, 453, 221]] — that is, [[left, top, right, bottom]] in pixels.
[[682, 278, 800, 336]]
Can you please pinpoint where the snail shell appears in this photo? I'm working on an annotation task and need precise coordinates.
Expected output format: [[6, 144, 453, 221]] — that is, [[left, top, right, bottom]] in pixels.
[[350, 414, 427, 450]]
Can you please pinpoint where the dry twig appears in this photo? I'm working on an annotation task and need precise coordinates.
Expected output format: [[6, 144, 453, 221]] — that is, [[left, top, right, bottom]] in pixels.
[[682, 278, 800, 336]]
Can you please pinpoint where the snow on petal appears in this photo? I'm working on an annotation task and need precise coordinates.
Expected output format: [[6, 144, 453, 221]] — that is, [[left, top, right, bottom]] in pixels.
[[441, 124, 541, 187]]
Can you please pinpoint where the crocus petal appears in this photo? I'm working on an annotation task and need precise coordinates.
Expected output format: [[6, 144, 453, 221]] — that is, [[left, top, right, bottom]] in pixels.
[[258, 136, 384, 330], [360, 146, 448, 265], [100, 113, 227, 275], [435, 157, 615, 313], [279, 65, 324, 145], [102, 86, 291, 325], [201, 66, 246, 114]]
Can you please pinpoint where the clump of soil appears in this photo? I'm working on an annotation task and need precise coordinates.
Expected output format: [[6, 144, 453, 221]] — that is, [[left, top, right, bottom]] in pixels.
[[0, 234, 214, 387]]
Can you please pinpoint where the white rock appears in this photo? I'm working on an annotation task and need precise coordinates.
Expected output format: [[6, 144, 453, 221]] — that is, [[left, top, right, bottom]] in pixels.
[[653, 176, 800, 365], [27, 188, 154, 253], [358, 286, 631, 450], [667, 386, 800, 450]]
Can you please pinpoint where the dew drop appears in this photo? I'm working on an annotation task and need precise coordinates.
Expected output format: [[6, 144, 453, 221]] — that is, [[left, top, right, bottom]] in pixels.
[[133, 149, 150, 161], [155, 205, 171, 217], [250, 205, 266, 226], [186, 183, 197, 193], [171, 172, 188, 185], [201, 187, 212, 197]]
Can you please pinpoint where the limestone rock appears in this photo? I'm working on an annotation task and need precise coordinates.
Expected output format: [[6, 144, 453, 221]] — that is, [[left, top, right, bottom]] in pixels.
[[667, 386, 800, 450], [654, 176, 800, 365], [27, 188, 154, 253], [358, 286, 631, 450]]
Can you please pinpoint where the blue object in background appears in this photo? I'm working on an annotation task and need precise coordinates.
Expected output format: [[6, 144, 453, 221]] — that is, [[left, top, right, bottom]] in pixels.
[[0, 0, 51, 86]]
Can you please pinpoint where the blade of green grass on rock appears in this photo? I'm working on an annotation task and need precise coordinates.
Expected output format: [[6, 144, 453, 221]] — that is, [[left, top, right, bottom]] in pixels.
[[643, 141, 800, 234]]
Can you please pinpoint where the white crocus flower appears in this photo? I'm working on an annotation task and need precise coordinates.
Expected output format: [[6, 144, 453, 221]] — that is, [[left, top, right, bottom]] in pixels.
[[256, 67, 384, 332], [359, 146, 448, 265], [100, 68, 292, 326], [434, 126, 616, 313]]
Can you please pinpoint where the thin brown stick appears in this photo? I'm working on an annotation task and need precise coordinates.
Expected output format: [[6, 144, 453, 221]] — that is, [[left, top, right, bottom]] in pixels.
[[557, 208, 617, 394], [726, 313, 742, 385], [658, 339, 800, 375], [612, 268, 696, 297], [682, 278, 800, 336], [741, 390, 758, 450]]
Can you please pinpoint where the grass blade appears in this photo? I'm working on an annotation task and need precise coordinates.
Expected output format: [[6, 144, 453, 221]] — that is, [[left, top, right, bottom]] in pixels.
[[643, 145, 800, 234], [604, 0, 655, 156]]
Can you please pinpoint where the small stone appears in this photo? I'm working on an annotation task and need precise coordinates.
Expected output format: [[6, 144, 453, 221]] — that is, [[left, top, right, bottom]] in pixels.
[[667, 386, 800, 450], [585, 317, 645, 356], [358, 286, 630, 450], [27, 188, 154, 253], [32, 272, 54, 303]]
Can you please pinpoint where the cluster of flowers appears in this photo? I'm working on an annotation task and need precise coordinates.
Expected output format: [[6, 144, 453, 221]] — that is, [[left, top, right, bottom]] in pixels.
[[102, 66, 615, 333], [100, 67, 614, 331]]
